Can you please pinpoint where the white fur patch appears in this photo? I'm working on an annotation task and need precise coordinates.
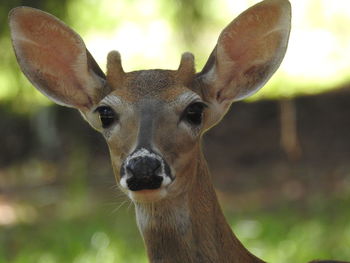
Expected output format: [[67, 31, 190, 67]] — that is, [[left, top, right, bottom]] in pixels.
[[177, 91, 202, 106], [135, 196, 190, 234], [120, 177, 128, 189]]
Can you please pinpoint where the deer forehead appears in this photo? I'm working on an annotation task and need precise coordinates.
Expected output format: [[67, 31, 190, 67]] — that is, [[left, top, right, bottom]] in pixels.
[[106, 69, 200, 104], [104, 89, 201, 115]]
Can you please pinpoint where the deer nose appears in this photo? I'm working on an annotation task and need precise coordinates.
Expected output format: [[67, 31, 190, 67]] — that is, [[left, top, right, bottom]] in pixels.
[[126, 156, 163, 191]]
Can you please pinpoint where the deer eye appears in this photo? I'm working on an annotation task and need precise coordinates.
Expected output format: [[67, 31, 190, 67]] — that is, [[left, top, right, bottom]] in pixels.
[[95, 106, 117, 128], [182, 102, 207, 126]]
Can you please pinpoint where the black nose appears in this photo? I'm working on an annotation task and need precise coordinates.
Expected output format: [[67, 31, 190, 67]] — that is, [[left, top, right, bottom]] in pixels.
[[126, 156, 163, 191]]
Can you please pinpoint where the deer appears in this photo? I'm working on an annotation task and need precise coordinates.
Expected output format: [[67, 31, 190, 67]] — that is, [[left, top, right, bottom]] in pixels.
[[8, 0, 349, 262]]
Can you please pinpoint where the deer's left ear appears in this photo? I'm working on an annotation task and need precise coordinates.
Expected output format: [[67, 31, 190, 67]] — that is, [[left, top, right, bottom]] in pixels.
[[197, 0, 291, 127]]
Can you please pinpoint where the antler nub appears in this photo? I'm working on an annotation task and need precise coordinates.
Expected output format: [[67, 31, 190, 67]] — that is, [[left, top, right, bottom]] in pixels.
[[107, 50, 125, 89], [177, 52, 195, 86]]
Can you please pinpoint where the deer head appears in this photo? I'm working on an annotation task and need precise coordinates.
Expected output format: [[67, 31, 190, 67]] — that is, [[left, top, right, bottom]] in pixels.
[[9, 0, 291, 205]]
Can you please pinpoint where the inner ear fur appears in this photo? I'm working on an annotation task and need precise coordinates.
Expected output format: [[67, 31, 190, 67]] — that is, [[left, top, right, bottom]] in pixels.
[[198, 0, 291, 120], [9, 6, 106, 110]]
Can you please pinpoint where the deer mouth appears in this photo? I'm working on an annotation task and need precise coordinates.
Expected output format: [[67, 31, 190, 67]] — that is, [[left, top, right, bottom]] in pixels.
[[127, 188, 170, 203]]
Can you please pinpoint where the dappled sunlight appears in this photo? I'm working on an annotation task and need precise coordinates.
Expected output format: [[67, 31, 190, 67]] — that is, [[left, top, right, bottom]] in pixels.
[[234, 215, 350, 263], [0, 202, 17, 225], [86, 19, 174, 71], [0, 199, 38, 226]]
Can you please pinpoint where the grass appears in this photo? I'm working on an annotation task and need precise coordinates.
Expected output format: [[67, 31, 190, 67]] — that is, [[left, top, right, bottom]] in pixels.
[[228, 201, 350, 262], [1, 190, 350, 263], [0, 195, 147, 263]]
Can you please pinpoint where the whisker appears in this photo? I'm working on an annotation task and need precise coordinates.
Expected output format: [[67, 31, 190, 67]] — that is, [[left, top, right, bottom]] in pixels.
[[111, 200, 128, 214], [127, 199, 134, 212]]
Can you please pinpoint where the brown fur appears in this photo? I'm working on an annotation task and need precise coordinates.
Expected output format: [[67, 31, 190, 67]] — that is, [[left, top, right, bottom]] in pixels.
[[133, 146, 264, 263]]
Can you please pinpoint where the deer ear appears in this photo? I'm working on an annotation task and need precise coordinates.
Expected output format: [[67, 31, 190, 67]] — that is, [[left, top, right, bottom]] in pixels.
[[198, 0, 291, 126], [9, 7, 106, 110]]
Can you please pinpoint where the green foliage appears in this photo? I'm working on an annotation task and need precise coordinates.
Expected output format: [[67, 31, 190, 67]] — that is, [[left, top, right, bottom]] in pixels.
[[0, 206, 147, 263], [229, 201, 350, 262]]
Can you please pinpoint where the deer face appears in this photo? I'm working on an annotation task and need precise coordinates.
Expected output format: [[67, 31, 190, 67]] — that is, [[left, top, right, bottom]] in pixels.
[[84, 63, 208, 203], [9, 0, 291, 203]]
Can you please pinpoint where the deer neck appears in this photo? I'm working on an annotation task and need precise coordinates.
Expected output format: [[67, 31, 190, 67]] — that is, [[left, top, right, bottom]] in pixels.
[[134, 148, 264, 263]]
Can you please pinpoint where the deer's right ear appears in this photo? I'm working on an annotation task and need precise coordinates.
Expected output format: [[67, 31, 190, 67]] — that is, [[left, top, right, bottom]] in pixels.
[[197, 0, 291, 128], [9, 7, 107, 111]]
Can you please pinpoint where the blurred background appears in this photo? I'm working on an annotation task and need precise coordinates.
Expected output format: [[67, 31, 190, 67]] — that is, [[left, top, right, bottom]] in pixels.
[[1, 0, 350, 262]]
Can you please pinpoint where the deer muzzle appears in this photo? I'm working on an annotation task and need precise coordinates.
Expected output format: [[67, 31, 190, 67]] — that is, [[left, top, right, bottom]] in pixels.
[[120, 148, 172, 192]]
